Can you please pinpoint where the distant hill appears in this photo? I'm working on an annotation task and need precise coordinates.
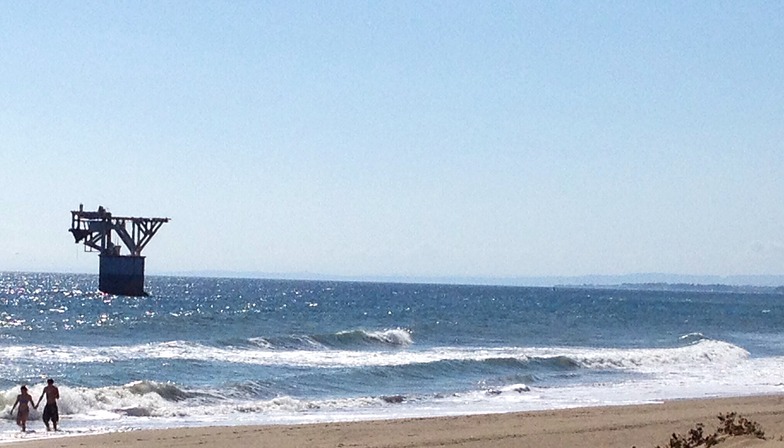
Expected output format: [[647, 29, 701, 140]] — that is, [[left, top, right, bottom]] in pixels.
[[557, 282, 784, 294]]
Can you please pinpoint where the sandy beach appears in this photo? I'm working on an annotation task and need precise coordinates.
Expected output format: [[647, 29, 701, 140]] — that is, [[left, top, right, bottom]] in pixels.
[[5, 395, 784, 448]]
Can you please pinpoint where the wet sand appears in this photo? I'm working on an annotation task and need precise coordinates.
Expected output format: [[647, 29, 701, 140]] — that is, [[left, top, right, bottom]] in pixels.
[[6, 395, 784, 447]]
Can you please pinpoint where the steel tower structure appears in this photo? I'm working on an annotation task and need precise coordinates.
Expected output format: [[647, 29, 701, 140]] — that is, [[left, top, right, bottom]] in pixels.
[[69, 204, 170, 296]]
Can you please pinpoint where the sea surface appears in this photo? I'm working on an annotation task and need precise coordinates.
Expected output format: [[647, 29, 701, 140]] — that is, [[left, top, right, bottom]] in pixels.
[[2, 272, 784, 443]]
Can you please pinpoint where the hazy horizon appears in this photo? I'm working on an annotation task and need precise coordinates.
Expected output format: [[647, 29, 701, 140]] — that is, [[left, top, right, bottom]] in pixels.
[[4, 269, 783, 289]]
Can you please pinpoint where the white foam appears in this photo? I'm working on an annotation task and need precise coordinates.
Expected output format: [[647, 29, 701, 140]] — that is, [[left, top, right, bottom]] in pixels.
[[0, 339, 753, 372], [2, 339, 781, 443], [3, 359, 784, 445]]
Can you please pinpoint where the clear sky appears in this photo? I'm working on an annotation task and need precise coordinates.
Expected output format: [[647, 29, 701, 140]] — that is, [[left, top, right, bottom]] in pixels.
[[1, 1, 782, 280]]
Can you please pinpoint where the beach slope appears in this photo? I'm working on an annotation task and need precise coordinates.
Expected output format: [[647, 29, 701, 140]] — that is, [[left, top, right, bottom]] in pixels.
[[7, 395, 784, 448]]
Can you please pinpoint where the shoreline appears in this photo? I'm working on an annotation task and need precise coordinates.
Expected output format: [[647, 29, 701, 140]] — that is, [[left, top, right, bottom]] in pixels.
[[5, 395, 784, 447]]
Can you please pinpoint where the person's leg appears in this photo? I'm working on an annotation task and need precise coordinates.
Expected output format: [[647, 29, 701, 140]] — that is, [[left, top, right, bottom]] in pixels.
[[43, 406, 51, 431], [17, 411, 27, 431], [51, 406, 59, 431]]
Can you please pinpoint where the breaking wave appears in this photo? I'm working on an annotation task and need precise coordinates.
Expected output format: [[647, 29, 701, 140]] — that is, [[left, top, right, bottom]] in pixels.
[[313, 328, 413, 348], [0, 337, 750, 373]]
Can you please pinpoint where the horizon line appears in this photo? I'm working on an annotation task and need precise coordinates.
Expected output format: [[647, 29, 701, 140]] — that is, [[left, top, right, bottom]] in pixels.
[[4, 269, 782, 288]]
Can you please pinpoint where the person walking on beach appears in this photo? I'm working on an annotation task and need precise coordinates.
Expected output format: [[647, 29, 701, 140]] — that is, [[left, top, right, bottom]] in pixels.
[[36, 378, 60, 431], [10, 385, 36, 432]]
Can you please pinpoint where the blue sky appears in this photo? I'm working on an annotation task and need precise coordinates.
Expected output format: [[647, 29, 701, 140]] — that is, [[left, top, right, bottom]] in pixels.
[[1, 1, 782, 280]]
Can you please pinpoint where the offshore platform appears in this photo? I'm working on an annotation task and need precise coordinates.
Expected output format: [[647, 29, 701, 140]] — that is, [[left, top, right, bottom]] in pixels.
[[69, 204, 170, 296]]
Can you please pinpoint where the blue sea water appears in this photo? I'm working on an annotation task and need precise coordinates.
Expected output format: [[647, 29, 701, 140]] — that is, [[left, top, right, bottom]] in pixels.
[[2, 272, 784, 442]]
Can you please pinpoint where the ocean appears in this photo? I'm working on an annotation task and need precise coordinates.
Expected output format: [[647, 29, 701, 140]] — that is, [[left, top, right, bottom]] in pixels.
[[2, 272, 784, 442]]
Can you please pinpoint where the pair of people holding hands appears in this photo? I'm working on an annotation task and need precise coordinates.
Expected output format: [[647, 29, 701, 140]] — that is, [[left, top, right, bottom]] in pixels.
[[10, 379, 60, 432]]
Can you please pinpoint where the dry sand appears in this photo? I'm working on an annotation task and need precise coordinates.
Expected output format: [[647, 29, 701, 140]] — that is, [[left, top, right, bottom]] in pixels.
[[6, 395, 784, 448]]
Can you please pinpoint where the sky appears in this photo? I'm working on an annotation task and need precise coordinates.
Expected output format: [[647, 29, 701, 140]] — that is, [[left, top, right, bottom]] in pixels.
[[1, 1, 782, 281]]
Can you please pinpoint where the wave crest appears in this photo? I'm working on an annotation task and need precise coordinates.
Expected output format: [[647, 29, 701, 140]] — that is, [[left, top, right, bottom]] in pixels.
[[572, 339, 749, 371], [126, 380, 193, 402], [679, 332, 708, 344], [314, 328, 413, 348]]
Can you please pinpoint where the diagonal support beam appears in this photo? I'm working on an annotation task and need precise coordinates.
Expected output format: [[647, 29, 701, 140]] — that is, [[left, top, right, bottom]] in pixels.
[[69, 205, 169, 257]]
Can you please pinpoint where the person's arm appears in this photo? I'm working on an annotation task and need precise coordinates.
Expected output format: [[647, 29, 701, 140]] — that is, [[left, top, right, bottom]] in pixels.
[[36, 391, 45, 408], [11, 396, 19, 413]]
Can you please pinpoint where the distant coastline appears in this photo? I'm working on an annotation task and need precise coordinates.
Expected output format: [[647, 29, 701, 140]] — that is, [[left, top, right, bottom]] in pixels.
[[556, 282, 784, 295]]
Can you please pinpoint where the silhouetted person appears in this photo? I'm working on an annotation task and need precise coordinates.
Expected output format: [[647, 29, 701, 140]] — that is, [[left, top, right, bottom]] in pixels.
[[11, 385, 36, 432], [36, 378, 60, 431]]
